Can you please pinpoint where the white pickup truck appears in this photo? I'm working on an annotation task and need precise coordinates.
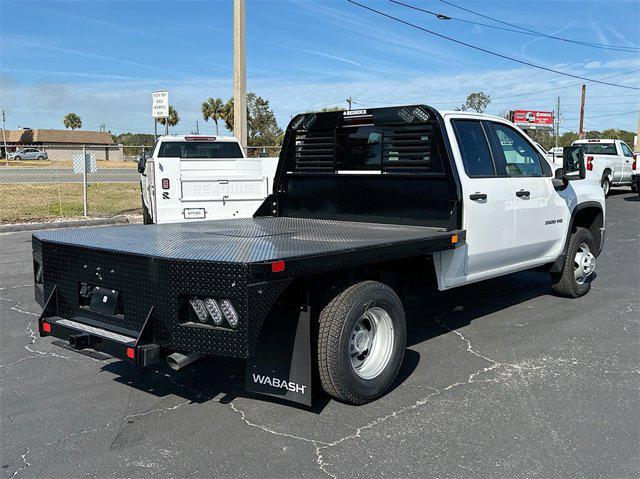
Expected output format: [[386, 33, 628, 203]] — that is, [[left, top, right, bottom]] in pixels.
[[34, 106, 606, 405], [572, 138, 637, 197], [138, 135, 278, 224]]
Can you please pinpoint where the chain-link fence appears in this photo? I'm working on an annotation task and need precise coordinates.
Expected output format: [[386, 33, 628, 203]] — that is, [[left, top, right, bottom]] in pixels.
[[0, 144, 282, 224]]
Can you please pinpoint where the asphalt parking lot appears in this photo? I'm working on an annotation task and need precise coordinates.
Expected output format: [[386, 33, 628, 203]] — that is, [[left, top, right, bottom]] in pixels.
[[1, 191, 638, 479]]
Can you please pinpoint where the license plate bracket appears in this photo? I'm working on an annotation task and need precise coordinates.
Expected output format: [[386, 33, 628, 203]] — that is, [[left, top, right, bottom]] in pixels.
[[89, 286, 121, 316]]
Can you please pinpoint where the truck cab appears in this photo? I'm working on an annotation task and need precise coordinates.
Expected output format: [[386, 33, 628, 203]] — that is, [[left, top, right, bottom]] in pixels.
[[572, 138, 636, 197], [138, 135, 278, 224]]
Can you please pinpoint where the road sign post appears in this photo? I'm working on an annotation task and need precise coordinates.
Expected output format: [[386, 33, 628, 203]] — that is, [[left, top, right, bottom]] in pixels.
[[73, 149, 97, 218], [152, 91, 169, 138]]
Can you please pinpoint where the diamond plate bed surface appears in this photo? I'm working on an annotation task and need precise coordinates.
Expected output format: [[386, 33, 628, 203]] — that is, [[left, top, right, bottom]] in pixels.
[[34, 217, 451, 263]]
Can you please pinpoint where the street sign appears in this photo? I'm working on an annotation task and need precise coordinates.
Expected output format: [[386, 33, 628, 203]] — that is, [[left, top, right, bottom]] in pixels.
[[73, 153, 97, 174], [510, 110, 554, 130], [152, 90, 169, 119]]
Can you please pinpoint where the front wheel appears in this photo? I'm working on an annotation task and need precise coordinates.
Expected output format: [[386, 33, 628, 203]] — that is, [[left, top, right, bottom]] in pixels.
[[317, 281, 406, 405], [13, 155, 21, 161], [551, 227, 596, 298]]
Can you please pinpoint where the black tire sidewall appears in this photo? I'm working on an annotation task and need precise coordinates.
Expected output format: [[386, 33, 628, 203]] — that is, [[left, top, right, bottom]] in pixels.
[[336, 285, 406, 401], [567, 228, 596, 296], [601, 176, 610, 198]]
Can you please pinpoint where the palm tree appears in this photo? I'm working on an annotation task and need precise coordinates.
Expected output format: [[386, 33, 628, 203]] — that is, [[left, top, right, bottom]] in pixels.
[[63, 112, 82, 130], [157, 106, 180, 130], [201, 98, 225, 135]]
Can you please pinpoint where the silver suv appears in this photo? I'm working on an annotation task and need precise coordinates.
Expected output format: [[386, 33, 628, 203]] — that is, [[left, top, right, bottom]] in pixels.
[[8, 148, 48, 160]]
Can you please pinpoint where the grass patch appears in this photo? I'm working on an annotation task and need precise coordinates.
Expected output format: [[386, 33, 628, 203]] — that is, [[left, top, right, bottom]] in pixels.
[[0, 182, 141, 223], [0, 160, 136, 169]]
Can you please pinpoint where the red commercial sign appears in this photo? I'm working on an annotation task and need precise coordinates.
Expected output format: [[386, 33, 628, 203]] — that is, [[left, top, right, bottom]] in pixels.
[[511, 110, 554, 129]]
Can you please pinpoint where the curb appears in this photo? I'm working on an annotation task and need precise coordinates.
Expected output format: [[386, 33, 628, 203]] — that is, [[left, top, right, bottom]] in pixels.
[[0, 216, 135, 234]]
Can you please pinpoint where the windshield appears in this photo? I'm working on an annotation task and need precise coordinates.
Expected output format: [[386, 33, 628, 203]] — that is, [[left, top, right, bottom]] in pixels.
[[576, 143, 617, 155], [158, 141, 243, 159]]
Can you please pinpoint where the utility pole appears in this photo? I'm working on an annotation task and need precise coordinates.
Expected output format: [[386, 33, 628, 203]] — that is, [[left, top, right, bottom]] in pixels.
[[578, 84, 586, 139], [233, 0, 247, 153], [2, 110, 7, 166], [635, 111, 639, 152], [555, 96, 560, 149], [196, 120, 200, 135], [346, 97, 353, 110]]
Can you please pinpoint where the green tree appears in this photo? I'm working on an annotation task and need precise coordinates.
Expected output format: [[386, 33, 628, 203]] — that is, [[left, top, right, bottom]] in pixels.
[[222, 93, 283, 147], [63, 112, 82, 130], [157, 106, 180, 129], [456, 92, 491, 113], [201, 97, 225, 135]]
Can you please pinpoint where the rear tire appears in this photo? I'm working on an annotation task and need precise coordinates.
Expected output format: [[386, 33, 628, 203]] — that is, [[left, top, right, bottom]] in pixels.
[[317, 281, 406, 405], [551, 227, 596, 298], [601, 176, 611, 198], [37, 155, 45, 160]]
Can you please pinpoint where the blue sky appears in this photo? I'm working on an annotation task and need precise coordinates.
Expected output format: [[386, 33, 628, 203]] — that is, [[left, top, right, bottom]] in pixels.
[[0, 0, 638, 136]]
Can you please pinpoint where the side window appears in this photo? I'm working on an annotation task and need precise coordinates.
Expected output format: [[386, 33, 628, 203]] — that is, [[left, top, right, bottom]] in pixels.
[[492, 123, 543, 177], [621, 143, 634, 157], [452, 120, 496, 177]]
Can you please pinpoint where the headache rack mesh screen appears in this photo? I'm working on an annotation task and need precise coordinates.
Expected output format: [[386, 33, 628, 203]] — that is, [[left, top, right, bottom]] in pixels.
[[294, 129, 334, 171]]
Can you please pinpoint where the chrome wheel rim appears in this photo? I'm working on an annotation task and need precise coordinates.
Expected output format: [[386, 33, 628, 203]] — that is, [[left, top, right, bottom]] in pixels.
[[349, 307, 394, 380], [574, 242, 595, 285]]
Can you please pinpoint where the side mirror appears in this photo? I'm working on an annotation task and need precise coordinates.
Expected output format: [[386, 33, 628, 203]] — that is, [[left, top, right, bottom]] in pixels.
[[137, 154, 147, 174], [562, 146, 586, 180]]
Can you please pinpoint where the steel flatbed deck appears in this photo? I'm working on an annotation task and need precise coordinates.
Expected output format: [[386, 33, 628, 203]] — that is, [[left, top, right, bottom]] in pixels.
[[34, 217, 465, 275]]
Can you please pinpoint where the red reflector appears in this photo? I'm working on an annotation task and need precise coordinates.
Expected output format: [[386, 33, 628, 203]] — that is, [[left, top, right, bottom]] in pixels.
[[126, 347, 135, 359], [587, 156, 593, 171], [42, 322, 51, 333], [271, 260, 285, 273], [162, 178, 170, 189]]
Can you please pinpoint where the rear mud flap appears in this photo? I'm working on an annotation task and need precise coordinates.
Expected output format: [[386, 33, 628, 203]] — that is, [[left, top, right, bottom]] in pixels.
[[245, 306, 312, 406]]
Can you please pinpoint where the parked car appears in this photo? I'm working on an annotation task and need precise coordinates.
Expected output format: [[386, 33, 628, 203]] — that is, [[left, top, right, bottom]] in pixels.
[[137, 135, 278, 224], [8, 148, 48, 160], [572, 139, 636, 197], [33, 105, 604, 406]]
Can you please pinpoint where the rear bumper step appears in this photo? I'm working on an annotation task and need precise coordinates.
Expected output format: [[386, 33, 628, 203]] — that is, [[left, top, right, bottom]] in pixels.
[[39, 287, 159, 367], [42, 317, 160, 367]]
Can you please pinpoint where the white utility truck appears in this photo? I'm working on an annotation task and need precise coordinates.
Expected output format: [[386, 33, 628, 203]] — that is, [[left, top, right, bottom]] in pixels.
[[572, 138, 637, 197], [138, 135, 278, 224], [34, 106, 605, 406]]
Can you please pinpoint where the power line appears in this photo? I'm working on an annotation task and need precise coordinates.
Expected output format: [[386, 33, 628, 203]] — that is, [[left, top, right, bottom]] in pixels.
[[438, 0, 640, 52], [390, 0, 639, 53], [347, 1, 640, 91], [563, 110, 639, 121]]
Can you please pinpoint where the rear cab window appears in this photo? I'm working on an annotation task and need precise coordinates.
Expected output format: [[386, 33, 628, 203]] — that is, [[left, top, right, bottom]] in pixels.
[[292, 107, 444, 175], [577, 142, 617, 155], [158, 141, 243, 159]]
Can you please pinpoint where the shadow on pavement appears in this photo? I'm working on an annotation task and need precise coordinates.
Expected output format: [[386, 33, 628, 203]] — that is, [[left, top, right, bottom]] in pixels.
[[97, 269, 552, 413]]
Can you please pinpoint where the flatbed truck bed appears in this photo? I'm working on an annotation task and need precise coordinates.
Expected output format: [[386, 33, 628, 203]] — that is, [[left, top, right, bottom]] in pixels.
[[34, 217, 463, 273]]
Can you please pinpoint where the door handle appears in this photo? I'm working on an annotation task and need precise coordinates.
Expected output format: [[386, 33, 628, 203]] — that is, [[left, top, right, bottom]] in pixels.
[[469, 192, 487, 201], [515, 190, 530, 198]]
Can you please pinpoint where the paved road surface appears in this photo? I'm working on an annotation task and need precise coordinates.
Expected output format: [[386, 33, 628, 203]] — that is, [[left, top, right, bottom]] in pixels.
[[1, 191, 638, 478], [0, 167, 138, 183]]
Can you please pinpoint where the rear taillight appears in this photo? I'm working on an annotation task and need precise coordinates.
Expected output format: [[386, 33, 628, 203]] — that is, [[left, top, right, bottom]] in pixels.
[[633, 159, 637, 170], [161, 178, 170, 189], [587, 156, 593, 171]]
